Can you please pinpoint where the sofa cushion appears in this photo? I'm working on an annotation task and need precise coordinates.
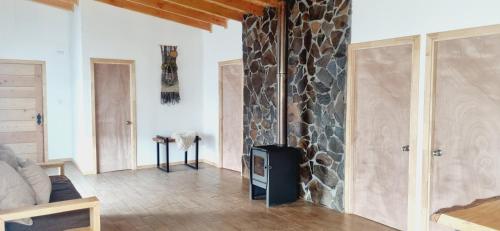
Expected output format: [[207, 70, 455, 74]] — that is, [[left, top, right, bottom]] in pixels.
[[49, 175, 83, 202], [0, 161, 35, 226], [0, 145, 20, 170], [17, 159, 51, 204], [5, 176, 90, 231]]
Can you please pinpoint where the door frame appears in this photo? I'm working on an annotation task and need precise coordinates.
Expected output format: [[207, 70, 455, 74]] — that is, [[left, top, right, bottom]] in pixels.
[[218, 59, 243, 170], [344, 35, 421, 229], [0, 59, 48, 162], [90, 58, 137, 173], [422, 24, 500, 231]]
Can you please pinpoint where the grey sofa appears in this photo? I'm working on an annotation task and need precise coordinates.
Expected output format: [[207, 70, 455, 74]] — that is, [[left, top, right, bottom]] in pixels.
[[0, 162, 100, 231]]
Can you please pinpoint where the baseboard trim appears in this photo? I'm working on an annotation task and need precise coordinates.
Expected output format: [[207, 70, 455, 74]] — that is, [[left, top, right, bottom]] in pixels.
[[201, 159, 219, 167], [72, 159, 96, 175], [137, 159, 219, 169], [54, 158, 95, 175], [69, 158, 219, 173]]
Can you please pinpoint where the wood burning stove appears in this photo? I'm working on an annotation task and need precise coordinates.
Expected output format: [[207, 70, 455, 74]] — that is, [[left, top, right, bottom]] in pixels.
[[250, 145, 301, 207]]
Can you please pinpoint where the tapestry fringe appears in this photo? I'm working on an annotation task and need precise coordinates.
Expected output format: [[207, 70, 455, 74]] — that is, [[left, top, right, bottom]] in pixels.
[[161, 92, 180, 104]]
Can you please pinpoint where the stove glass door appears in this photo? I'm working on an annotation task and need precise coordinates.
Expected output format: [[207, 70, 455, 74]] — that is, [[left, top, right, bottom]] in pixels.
[[252, 150, 267, 183]]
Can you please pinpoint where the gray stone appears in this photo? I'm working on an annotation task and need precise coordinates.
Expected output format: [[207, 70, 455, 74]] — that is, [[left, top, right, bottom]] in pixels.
[[308, 179, 333, 206], [302, 109, 314, 124], [330, 31, 344, 49], [306, 54, 316, 75], [317, 68, 333, 86], [321, 22, 334, 35], [291, 38, 303, 54], [315, 152, 333, 166], [317, 93, 331, 105], [315, 55, 330, 68], [312, 81, 330, 94], [325, 125, 334, 137], [309, 4, 326, 21], [337, 160, 345, 180], [304, 29, 312, 51], [262, 49, 276, 66], [300, 164, 313, 183], [334, 126, 344, 142], [332, 182, 344, 211], [327, 61, 337, 77], [310, 43, 321, 58], [313, 165, 338, 188]]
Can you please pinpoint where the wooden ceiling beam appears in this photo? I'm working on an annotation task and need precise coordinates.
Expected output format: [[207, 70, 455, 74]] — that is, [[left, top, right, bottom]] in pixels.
[[97, 0, 212, 31], [244, 0, 281, 7], [164, 0, 244, 21], [64, 0, 79, 4], [242, 0, 268, 7], [127, 0, 227, 27], [32, 0, 75, 11], [205, 0, 264, 16]]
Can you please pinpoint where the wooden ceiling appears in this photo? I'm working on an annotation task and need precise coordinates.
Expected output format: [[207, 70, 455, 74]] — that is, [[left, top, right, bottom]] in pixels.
[[32, 0, 281, 32], [33, 0, 79, 11]]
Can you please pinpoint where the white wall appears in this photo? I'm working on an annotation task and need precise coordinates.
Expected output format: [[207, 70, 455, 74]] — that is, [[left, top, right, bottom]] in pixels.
[[0, 0, 74, 160], [73, 0, 206, 174], [201, 21, 243, 165], [351, 1, 500, 230], [1, 0, 243, 174], [71, 2, 85, 171], [352, 0, 500, 43]]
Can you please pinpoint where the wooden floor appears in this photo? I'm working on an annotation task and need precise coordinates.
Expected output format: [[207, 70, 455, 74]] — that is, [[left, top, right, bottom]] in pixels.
[[60, 163, 395, 231]]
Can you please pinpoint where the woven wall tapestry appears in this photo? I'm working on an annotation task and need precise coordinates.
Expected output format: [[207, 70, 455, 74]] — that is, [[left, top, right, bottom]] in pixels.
[[161, 45, 180, 104]]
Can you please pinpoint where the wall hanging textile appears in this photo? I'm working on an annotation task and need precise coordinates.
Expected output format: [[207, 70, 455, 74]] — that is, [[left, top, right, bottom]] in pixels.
[[161, 45, 180, 104]]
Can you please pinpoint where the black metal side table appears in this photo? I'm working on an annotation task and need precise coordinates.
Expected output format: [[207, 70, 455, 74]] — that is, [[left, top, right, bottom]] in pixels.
[[153, 135, 201, 172]]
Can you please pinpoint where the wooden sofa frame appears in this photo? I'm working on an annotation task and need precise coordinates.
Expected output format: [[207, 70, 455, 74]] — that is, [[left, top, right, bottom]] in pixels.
[[0, 162, 101, 231]]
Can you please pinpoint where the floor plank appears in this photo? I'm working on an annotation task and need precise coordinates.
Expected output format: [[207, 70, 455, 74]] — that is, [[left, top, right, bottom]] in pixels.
[[55, 163, 395, 231]]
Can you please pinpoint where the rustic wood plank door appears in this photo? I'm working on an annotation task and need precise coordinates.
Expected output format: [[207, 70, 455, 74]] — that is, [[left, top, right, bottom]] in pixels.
[[94, 62, 133, 173], [220, 60, 244, 172], [351, 44, 413, 230], [430, 33, 500, 231], [0, 60, 45, 162]]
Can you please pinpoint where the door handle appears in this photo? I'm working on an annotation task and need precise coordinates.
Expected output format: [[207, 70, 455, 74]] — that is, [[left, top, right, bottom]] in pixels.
[[36, 113, 43, 125], [401, 145, 410, 152], [125, 121, 132, 125], [432, 149, 443, 157]]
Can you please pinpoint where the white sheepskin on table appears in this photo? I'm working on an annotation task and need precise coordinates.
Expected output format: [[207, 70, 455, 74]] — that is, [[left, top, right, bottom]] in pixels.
[[172, 131, 197, 151]]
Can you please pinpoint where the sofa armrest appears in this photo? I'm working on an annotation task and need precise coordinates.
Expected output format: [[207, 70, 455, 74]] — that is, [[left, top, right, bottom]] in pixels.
[[0, 197, 100, 231], [38, 161, 65, 176]]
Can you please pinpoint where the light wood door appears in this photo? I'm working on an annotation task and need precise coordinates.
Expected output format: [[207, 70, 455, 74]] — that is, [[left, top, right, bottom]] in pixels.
[[350, 44, 413, 230], [94, 63, 132, 173], [220, 60, 244, 172], [0, 60, 44, 162], [430, 33, 500, 231]]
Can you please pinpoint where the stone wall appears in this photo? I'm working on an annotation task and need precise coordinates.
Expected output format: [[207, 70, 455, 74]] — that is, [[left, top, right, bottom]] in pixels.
[[287, 0, 351, 211], [242, 0, 351, 211], [242, 8, 279, 153]]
